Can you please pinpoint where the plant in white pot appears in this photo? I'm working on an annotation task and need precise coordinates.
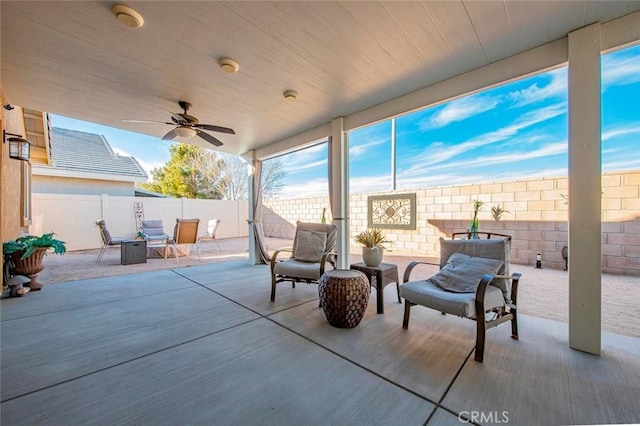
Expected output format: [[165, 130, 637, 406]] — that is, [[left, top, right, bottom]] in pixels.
[[354, 228, 389, 267]]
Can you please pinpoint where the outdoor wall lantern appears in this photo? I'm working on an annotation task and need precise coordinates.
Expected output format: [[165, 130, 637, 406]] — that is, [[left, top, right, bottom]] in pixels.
[[4, 131, 31, 161]]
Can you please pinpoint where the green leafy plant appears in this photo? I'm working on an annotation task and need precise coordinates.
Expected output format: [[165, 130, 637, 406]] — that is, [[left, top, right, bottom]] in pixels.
[[469, 199, 483, 232], [491, 205, 510, 221], [2, 233, 67, 259], [354, 228, 389, 248]]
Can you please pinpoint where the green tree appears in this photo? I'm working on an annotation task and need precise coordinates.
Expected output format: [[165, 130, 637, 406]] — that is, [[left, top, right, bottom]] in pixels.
[[141, 145, 287, 200], [142, 144, 225, 199]]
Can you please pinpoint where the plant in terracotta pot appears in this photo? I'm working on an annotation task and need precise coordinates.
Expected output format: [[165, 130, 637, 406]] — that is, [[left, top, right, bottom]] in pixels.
[[354, 228, 389, 267], [3, 233, 66, 291]]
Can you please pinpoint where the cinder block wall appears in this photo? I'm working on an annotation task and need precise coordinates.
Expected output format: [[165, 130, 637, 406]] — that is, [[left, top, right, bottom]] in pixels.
[[263, 170, 640, 275]]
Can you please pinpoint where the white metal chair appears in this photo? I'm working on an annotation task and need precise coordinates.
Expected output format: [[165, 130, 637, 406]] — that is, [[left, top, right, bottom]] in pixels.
[[198, 219, 221, 251]]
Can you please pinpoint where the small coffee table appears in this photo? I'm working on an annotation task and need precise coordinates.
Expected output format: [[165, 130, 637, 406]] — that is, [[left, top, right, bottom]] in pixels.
[[350, 262, 401, 314], [121, 240, 147, 265]]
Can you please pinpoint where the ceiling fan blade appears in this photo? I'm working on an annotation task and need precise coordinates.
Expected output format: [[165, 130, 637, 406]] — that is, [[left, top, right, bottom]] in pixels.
[[195, 129, 223, 147], [170, 114, 187, 125], [194, 124, 236, 135], [162, 129, 179, 140], [123, 119, 174, 125]]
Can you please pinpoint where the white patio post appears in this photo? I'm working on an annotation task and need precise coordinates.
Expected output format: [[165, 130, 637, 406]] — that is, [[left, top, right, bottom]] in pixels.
[[244, 150, 259, 265], [568, 23, 602, 355], [330, 117, 350, 268]]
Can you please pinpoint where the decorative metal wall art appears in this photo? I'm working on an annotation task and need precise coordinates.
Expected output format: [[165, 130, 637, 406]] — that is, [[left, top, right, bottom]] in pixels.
[[368, 193, 416, 230]]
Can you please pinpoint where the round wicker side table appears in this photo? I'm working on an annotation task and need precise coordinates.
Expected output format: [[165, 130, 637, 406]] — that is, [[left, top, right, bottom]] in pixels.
[[318, 269, 370, 328]]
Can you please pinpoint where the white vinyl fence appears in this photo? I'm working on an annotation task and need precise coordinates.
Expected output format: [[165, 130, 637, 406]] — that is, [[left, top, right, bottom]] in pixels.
[[31, 194, 249, 251]]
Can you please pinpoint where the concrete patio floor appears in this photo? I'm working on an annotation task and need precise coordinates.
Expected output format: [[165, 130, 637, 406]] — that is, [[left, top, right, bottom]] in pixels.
[[9, 237, 640, 338], [1, 258, 639, 425]]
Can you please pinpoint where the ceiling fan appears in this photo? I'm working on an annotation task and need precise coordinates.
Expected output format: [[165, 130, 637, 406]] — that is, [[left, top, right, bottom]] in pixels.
[[124, 101, 235, 147]]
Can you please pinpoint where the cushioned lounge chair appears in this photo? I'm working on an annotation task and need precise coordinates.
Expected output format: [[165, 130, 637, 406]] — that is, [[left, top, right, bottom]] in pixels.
[[270, 222, 337, 302], [400, 232, 521, 362], [95, 219, 128, 262]]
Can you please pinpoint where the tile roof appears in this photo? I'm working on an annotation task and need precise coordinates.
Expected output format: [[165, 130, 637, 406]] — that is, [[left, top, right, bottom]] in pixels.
[[49, 127, 147, 179]]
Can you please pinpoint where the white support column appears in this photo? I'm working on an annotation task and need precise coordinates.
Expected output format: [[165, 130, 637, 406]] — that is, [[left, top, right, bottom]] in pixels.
[[243, 150, 259, 265], [568, 23, 602, 355], [391, 118, 396, 191], [330, 117, 349, 268]]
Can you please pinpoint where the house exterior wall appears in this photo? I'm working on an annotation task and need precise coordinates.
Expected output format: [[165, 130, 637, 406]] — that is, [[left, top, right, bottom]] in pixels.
[[263, 170, 640, 276], [1, 106, 29, 243], [32, 175, 135, 196]]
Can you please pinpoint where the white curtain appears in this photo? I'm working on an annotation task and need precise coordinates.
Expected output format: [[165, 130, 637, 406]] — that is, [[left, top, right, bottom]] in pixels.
[[251, 158, 271, 264]]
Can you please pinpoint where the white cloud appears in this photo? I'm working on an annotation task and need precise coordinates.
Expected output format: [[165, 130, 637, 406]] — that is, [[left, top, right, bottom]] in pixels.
[[349, 136, 388, 158], [411, 103, 567, 167], [602, 125, 640, 141], [287, 159, 327, 174], [603, 158, 640, 172], [602, 50, 640, 89], [397, 141, 567, 187], [420, 94, 500, 130], [276, 143, 328, 175], [273, 177, 329, 199], [509, 68, 567, 107], [434, 141, 567, 171], [349, 175, 394, 194]]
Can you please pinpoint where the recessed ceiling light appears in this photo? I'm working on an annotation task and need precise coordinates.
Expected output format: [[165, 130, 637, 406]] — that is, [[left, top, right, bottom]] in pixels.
[[112, 4, 144, 28], [218, 58, 240, 74], [283, 90, 298, 102]]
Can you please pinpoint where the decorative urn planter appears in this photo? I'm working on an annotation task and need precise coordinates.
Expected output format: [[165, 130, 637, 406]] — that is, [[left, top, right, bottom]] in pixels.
[[362, 246, 384, 267], [9, 247, 48, 291]]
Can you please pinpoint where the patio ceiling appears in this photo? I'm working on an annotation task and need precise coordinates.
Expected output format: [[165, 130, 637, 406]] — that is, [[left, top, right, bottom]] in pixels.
[[1, 1, 639, 156]]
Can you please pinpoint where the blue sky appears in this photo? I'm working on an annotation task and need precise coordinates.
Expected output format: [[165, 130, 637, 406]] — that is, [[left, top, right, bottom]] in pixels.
[[52, 44, 639, 199]]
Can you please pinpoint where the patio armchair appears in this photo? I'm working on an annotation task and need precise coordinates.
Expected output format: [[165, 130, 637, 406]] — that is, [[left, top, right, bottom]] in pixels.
[[270, 222, 338, 302], [141, 219, 170, 257], [400, 232, 521, 362], [168, 218, 201, 263], [198, 219, 221, 251], [95, 219, 128, 262]]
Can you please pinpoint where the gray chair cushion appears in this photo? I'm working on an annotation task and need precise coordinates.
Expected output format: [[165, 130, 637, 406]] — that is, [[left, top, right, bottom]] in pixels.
[[400, 279, 505, 319], [294, 230, 327, 262], [142, 220, 169, 242], [439, 237, 511, 300], [142, 220, 166, 236], [430, 253, 503, 293], [273, 259, 327, 280]]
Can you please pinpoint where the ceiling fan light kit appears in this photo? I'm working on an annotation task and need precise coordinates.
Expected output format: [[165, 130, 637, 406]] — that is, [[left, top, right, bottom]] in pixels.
[[218, 58, 240, 74], [111, 4, 144, 28], [174, 126, 197, 138], [283, 90, 298, 102]]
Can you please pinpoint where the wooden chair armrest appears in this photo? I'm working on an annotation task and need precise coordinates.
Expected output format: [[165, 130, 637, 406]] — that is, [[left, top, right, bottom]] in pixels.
[[270, 248, 293, 270], [403, 260, 440, 283], [475, 272, 522, 312], [321, 251, 339, 268]]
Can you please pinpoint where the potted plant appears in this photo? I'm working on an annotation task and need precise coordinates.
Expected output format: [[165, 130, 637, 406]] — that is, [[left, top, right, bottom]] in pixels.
[[3, 232, 66, 291], [354, 228, 389, 267], [469, 200, 483, 239]]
